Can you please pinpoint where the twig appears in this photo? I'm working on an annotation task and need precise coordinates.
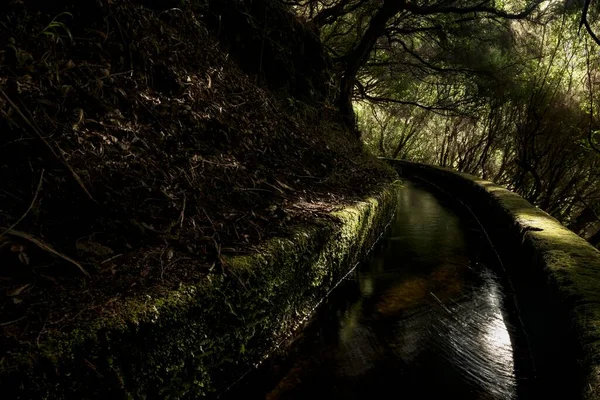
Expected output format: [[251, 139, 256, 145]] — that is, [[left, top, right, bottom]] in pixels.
[[2, 228, 89, 277], [0, 316, 26, 327], [83, 359, 104, 378], [584, 35, 600, 154], [263, 182, 285, 195], [0, 169, 44, 240], [202, 208, 217, 235], [179, 194, 186, 228], [238, 187, 278, 194], [0, 188, 24, 202], [158, 246, 168, 279], [106, 70, 133, 78], [100, 253, 123, 264], [37, 317, 48, 347], [0, 88, 95, 201]]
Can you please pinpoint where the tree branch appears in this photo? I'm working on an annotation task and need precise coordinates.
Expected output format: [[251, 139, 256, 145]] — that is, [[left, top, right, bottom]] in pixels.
[[581, 0, 600, 46], [355, 81, 473, 117], [312, 0, 368, 28], [404, 0, 544, 19], [389, 38, 498, 80]]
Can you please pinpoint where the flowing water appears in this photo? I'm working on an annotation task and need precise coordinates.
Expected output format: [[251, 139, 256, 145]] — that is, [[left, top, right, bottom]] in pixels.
[[225, 180, 534, 400]]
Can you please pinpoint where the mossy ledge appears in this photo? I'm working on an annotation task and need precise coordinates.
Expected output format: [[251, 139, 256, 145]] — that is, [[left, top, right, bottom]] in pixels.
[[2, 182, 398, 399], [386, 159, 600, 400]]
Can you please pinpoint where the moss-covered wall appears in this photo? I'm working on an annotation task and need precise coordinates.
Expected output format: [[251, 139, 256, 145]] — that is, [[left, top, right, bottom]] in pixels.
[[2, 183, 398, 399], [385, 159, 600, 400]]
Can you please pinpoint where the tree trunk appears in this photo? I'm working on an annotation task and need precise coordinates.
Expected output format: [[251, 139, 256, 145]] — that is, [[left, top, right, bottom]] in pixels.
[[337, 0, 405, 135], [588, 227, 600, 249], [311, 0, 351, 28], [569, 204, 600, 235], [378, 126, 386, 156]]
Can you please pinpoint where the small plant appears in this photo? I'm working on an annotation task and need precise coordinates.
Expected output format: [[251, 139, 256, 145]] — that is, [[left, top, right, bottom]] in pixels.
[[40, 12, 73, 44]]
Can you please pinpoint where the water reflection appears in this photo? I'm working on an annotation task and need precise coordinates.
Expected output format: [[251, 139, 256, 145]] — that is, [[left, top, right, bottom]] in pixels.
[[237, 182, 522, 400]]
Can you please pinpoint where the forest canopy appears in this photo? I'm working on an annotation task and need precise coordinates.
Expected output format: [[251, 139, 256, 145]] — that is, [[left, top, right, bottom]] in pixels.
[[287, 0, 600, 247]]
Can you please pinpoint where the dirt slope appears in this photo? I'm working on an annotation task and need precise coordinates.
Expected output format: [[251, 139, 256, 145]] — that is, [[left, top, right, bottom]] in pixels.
[[0, 0, 394, 354]]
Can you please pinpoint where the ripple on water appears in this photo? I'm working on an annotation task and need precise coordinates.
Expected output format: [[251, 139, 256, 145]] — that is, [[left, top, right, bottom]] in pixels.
[[229, 181, 524, 400]]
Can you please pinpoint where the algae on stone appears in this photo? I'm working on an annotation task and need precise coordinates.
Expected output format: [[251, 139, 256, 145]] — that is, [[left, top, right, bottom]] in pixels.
[[2, 183, 399, 400]]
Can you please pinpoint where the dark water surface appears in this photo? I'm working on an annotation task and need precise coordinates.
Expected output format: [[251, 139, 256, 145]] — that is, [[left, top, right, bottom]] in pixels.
[[225, 181, 534, 400]]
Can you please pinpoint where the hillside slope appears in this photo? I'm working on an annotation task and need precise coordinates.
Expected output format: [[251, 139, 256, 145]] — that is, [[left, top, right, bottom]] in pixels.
[[0, 0, 394, 360]]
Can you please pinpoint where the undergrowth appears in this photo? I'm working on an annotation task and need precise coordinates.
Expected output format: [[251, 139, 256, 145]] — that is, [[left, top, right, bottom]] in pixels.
[[0, 0, 394, 351]]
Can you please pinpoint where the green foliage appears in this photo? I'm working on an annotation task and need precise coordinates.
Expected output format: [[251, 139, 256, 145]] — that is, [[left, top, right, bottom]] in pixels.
[[40, 12, 73, 43], [292, 0, 600, 238]]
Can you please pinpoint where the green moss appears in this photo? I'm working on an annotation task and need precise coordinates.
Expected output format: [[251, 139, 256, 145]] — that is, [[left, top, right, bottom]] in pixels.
[[2, 183, 399, 399]]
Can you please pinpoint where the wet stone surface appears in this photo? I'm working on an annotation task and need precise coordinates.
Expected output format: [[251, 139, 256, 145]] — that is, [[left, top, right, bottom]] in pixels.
[[224, 181, 533, 400]]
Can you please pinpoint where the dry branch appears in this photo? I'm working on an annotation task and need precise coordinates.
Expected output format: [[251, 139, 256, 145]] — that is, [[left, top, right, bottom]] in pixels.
[[0, 88, 95, 201], [2, 228, 90, 277]]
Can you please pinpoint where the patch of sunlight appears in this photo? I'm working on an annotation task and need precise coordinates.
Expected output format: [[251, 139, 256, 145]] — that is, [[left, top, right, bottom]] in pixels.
[[539, 0, 560, 11], [478, 289, 516, 396], [139, 91, 161, 105], [513, 208, 579, 243], [483, 292, 513, 365]]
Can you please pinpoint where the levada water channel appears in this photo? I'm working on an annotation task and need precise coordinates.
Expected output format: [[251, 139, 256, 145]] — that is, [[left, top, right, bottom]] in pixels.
[[222, 180, 574, 400]]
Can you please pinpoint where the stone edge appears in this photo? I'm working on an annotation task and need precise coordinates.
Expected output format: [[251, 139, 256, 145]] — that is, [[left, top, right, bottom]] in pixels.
[[385, 159, 600, 400], [3, 181, 399, 399]]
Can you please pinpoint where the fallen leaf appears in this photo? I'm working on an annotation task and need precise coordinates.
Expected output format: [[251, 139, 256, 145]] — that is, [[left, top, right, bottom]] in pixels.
[[7, 284, 30, 297], [18, 252, 30, 265]]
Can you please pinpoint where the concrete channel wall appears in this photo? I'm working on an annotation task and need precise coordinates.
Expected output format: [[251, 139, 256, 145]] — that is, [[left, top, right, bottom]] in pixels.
[[386, 159, 600, 400], [4, 183, 399, 399]]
